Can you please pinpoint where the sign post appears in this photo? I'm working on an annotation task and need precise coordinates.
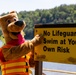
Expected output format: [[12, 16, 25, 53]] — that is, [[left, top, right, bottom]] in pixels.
[[35, 61, 42, 75], [34, 24, 76, 64]]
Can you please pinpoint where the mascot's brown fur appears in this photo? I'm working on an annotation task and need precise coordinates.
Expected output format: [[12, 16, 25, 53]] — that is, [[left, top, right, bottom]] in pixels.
[[0, 11, 43, 75]]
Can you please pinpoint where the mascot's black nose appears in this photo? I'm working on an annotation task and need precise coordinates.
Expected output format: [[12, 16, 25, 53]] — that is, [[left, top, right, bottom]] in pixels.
[[15, 21, 24, 26]]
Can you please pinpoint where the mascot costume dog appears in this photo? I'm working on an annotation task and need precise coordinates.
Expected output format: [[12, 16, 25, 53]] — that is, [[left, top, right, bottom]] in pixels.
[[0, 11, 43, 75]]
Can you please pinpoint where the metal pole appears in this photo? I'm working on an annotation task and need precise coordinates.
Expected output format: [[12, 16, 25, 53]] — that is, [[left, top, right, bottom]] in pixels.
[[35, 61, 42, 75]]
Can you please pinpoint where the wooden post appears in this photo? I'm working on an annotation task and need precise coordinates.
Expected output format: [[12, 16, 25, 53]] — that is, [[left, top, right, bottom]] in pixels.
[[35, 61, 42, 75]]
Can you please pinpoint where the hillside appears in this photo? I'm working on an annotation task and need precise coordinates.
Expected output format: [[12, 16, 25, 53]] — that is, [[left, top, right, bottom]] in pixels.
[[0, 4, 76, 39]]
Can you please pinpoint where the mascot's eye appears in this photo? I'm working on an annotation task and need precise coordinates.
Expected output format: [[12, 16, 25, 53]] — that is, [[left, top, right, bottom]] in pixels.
[[7, 20, 11, 23], [14, 18, 16, 21]]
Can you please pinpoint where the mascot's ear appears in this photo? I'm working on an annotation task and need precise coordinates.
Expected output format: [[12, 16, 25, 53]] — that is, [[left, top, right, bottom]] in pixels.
[[9, 11, 17, 14]]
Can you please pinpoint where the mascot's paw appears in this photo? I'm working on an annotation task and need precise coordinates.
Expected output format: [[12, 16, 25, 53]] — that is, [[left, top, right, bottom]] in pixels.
[[29, 34, 44, 67], [32, 34, 44, 46]]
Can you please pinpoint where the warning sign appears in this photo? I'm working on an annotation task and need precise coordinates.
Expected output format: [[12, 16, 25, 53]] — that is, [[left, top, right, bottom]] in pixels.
[[34, 24, 76, 64]]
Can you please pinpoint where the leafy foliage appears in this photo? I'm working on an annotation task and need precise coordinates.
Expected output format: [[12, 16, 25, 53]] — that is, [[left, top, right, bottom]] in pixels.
[[0, 4, 76, 39]]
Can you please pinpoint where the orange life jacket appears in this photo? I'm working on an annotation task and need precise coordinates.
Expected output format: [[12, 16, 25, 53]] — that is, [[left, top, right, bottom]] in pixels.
[[0, 44, 32, 75]]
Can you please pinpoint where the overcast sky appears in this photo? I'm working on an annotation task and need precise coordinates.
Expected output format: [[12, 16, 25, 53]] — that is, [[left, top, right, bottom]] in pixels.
[[0, 0, 76, 14]]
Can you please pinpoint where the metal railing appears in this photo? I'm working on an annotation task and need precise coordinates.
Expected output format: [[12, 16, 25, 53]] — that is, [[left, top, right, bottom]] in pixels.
[[43, 68, 76, 75]]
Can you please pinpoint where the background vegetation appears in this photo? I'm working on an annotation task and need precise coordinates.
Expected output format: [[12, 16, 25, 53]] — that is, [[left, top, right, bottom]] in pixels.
[[0, 4, 76, 39]]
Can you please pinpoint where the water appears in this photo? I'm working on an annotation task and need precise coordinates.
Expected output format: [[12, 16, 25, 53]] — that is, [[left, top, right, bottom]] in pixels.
[[0, 41, 76, 75], [0, 41, 3, 47], [31, 62, 76, 75], [43, 62, 76, 72], [43, 62, 76, 75]]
